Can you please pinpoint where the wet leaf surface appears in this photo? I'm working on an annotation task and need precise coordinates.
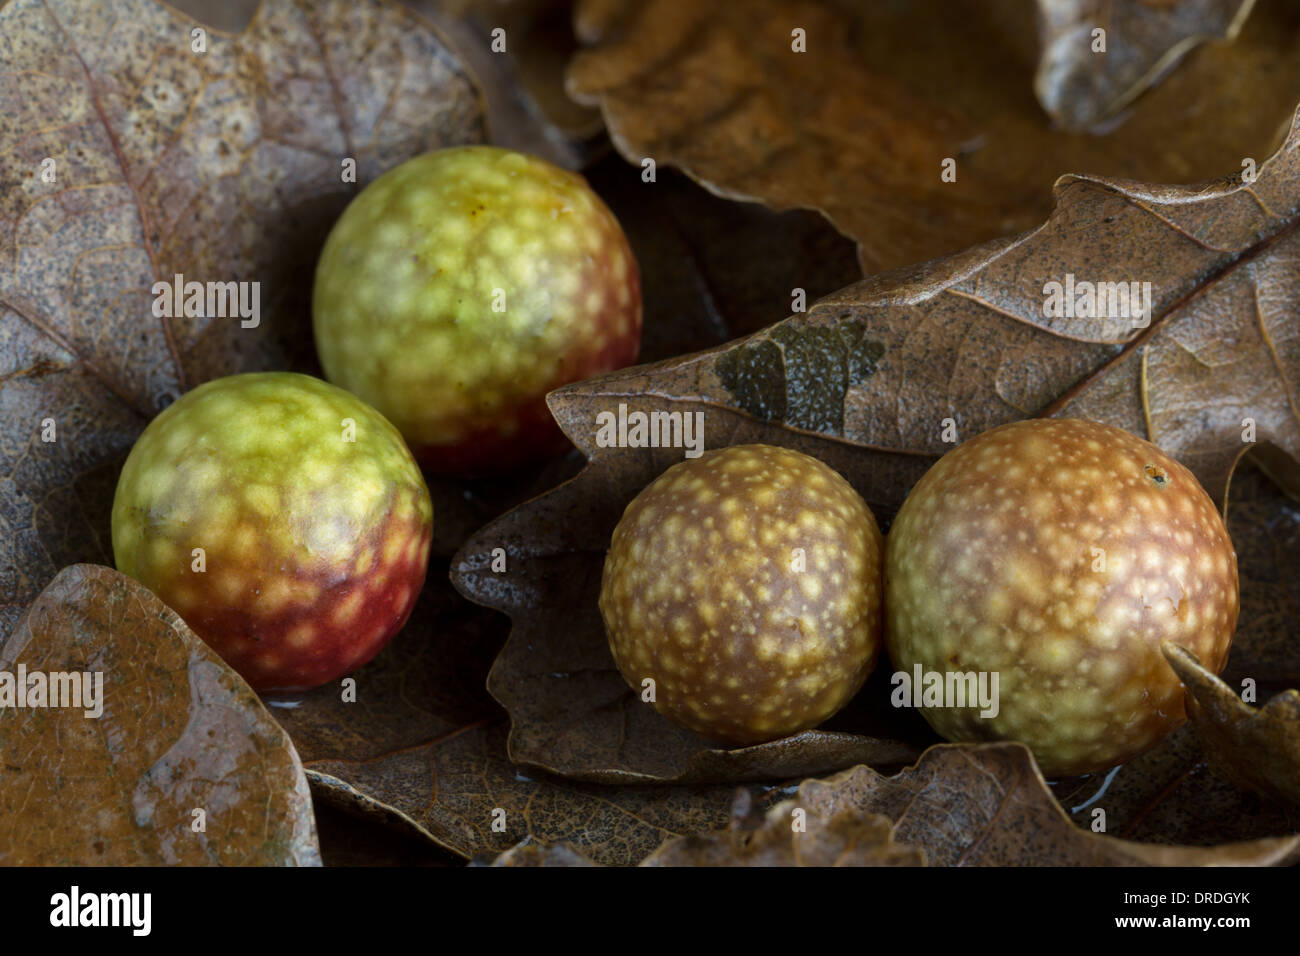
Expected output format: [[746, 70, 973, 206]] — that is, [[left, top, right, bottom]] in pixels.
[[453, 113, 1300, 790], [0, 565, 319, 865], [1034, 0, 1257, 130], [0, 0, 486, 636], [569, 0, 1300, 272]]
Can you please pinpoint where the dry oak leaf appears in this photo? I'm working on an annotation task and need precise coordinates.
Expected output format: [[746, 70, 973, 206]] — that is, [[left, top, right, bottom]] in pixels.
[[304, 719, 791, 865], [567, 0, 1300, 272], [0, 0, 485, 635], [1164, 642, 1300, 808], [1034, 0, 1258, 130], [0, 564, 320, 865], [453, 110, 1300, 785], [488, 743, 1300, 866], [643, 788, 925, 867], [176, 0, 601, 167], [742, 743, 1300, 866]]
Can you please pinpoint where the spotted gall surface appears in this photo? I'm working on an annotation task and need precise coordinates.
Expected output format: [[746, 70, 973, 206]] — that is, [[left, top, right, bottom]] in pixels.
[[313, 146, 641, 474], [599, 444, 884, 745], [885, 418, 1239, 776], [111, 372, 433, 691]]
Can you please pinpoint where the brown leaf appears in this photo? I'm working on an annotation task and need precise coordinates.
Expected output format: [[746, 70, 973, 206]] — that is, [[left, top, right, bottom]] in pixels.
[[643, 788, 926, 867], [0, 564, 319, 865], [453, 111, 1300, 786], [173, 0, 603, 167], [489, 742, 1300, 866], [1034, 0, 1257, 130], [305, 718, 796, 865], [584, 158, 863, 361], [568, 0, 1300, 272], [1164, 643, 1300, 807], [756, 743, 1300, 865], [0, 0, 486, 635]]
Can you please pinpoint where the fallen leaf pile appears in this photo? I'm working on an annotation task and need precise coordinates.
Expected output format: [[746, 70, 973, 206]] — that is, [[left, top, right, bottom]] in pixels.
[[569, 0, 1300, 272], [489, 744, 1300, 866], [2, 0, 1298, 865]]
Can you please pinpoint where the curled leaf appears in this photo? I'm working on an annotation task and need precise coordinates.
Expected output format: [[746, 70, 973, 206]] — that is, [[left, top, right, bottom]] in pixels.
[[1164, 643, 1300, 808], [304, 719, 789, 865], [488, 743, 1300, 866], [569, 0, 1300, 272], [0, 565, 319, 865], [1034, 0, 1258, 130], [765, 743, 1300, 866]]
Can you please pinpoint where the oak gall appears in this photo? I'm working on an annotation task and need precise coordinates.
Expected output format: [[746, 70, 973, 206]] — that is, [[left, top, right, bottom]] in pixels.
[[885, 418, 1238, 776], [599, 444, 884, 745]]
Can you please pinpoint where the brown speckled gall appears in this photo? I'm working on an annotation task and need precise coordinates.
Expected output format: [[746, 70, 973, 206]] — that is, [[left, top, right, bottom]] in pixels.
[[599, 443, 884, 745], [885, 418, 1239, 777]]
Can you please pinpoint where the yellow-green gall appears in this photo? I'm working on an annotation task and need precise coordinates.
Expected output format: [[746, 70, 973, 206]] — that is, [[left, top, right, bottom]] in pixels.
[[312, 145, 641, 475]]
